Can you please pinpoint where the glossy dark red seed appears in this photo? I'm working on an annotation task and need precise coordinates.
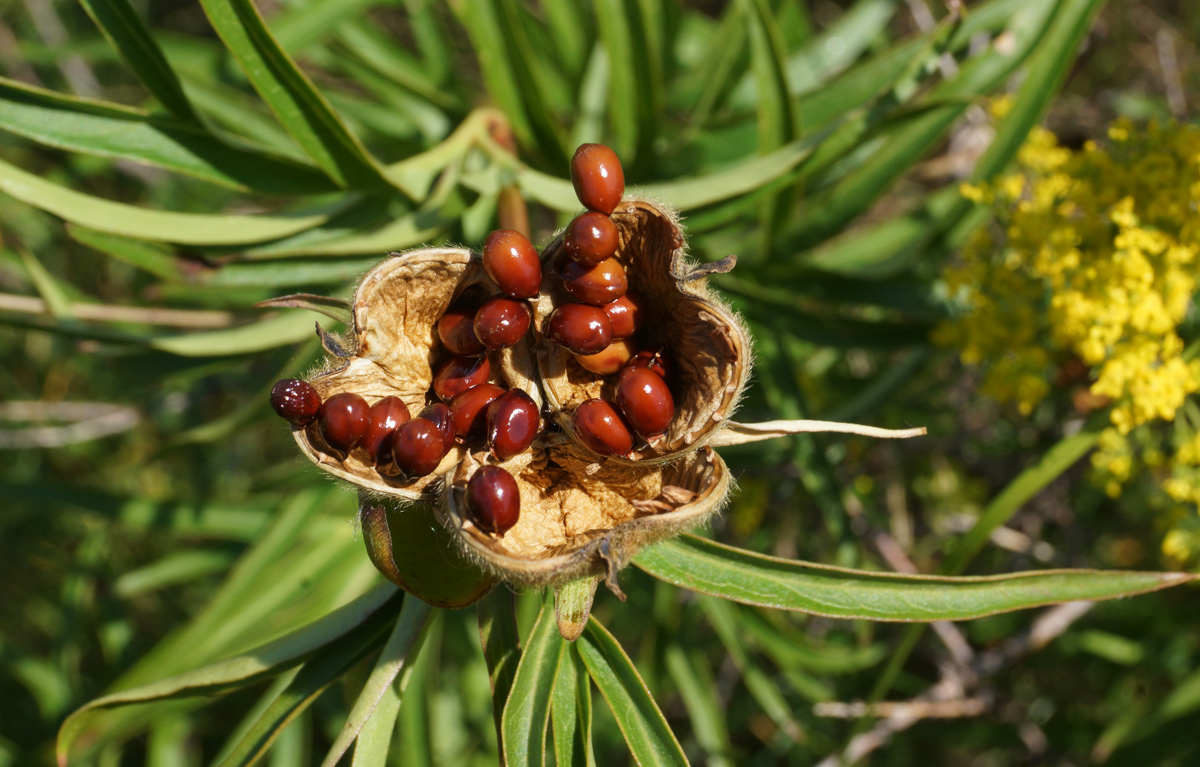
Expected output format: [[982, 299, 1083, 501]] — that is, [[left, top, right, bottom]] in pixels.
[[433, 355, 491, 402], [390, 418, 447, 478], [563, 212, 619, 266], [474, 297, 532, 350], [602, 292, 643, 339], [362, 396, 411, 465], [572, 398, 634, 456], [626, 348, 672, 381], [450, 383, 505, 440], [438, 305, 486, 357], [467, 465, 520, 535], [418, 402, 456, 449], [486, 389, 540, 460], [544, 304, 613, 355], [482, 229, 542, 299], [559, 257, 628, 306], [318, 392, 370, 455], [616, 367, 675, 438], [570, 143, 625, 215], [574, 338, 636, 375], [270, 378, 321, 426]]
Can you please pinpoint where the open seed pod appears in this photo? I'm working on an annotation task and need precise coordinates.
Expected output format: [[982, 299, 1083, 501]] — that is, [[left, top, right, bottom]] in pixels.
[[293, 249, 541, 500], [533, 198, 751, 464], [443, 443, 730, 591]]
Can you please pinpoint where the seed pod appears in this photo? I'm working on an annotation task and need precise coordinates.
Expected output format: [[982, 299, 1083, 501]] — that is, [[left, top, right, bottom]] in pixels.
[[602, 293, 643, 339], [433, 355, 491, 402], [615, 367, 675, 439], [534, 198, 750, 464], [571, 143, 625, 215], [564, 212, 619, 266], [391, 417, 449, 478], [483, 229, 542, 299], [362, 396, 411, 465], [466, 465, 520, 535], [438, 304, 486, 357], [474, 297, 532, 350], [271, 378, 321, 426], [317, 392, 369, 457], [574, 338, 636, 375], [573, 399, 634, 456], [544, 304, 613, 355], [486, 388, 540, 460], [450, 383, 506, 440], [560, 257, 628, 306]]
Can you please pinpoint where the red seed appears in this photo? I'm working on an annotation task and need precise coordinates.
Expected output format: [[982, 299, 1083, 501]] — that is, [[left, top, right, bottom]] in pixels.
[[602, 292, 643, 339], [616, 367, 675, 438], [486, 389, 540, 460], [362, 396, 411, 465], [563, 212, 619, 266], [270, 378, 321, 427], [544, 304, 613, 355], [450, 383, 505, 440], [390, 418, 448, 478], [574, 338, 636, 375], [626, 348, 672, 381], [438, 305, 486, 357], [467, 465, 520, 534], [559, 257, 628, 306], [570, 143, 625, 215], [572, 399, 634, 456], [474, 297, 532, 350], [418, 402, 456, 450], [318, 392, 370, 456], [482, 229, 542, 299], [433, 355, 492, 402]]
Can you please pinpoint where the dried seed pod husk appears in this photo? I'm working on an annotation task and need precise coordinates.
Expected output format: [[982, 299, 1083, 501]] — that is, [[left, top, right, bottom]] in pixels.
[[360, 493, 496, 608], [532, 198, 750, 464], [293, 249, 541, 500], [442, 443, 730, 590]]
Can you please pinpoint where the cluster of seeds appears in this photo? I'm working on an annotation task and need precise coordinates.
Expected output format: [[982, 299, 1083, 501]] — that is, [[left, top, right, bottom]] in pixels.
[[270, 143, 678, 545]]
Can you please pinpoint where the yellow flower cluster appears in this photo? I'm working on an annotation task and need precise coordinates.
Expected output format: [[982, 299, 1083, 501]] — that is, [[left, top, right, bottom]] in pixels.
[[938, 118, 1200, 561]]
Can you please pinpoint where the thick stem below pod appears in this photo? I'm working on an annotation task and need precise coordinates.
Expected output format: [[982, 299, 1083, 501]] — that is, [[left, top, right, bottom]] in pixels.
[[359, 493, 497, 609], [554, 575, 603, 641]]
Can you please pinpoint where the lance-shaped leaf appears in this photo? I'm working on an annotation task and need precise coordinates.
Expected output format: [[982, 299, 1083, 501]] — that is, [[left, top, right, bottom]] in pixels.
[[478, 588, 522, 749], [502, 598, 563, 767], [551, 646, 595, 767], [635, 535, 1194, 621]]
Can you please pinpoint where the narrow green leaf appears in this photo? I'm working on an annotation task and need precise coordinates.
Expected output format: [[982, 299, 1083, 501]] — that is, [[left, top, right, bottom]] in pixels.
[[683, 2, 748, 131], [496, 0, 570, 158], [270, 0, 376, 53], [254, 294, 351, 325], [78, 0, 199, 120], [113, 550, 236, 598], [592, 0, 640, 160], [478, 589, 523, 754], [502, 598, 563, 767], [455, 0, 535, 148], [551, 647, 595, 767], [0, 156, 348, 245], [68, 226, 182, 281], [147, 311, 317, 356], [16, 246, 74, 320], [577, 619, 688, 767], [541, 0, 590, 79], [198, 0, 391, 190], [321, 598, 432, 767], [333, 23, 457, 110], [664, 647, 734, 767], [351, 673, 403, 767], [636, 535, 1195, 621]]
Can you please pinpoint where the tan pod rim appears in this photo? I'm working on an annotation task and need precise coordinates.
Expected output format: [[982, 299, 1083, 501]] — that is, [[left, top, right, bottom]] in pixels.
[[442, 444, 730, 593], [292, 249, 541, 500], [532, 198, 751, 464]]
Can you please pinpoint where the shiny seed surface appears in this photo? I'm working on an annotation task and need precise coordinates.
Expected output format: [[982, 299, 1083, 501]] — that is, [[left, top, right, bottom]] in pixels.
[[563, 212, 619, 266], [574, 338, 636, 375], [570, 143, 625, 215], [270, 378, 321, 426], [482, 229, 542, 298], [390, 417, 447, 478], [438, 305, 486, 356], [467, 465, 520, 535], [572, 398, 634, 456], [474, 297, 532, 350], [602, 292, 643, 339], [450, 384, 505, 440], [318, 392, 370, 455], [626, 348, 671, 381], [418, 402, 455, 450], [616, 367, 675, 438], [544, 304, 613, 355], [362, 396, 411, 465], [486, 389, 540, 460], [433, 355, 492, 402], [559, 257, 628, 306]]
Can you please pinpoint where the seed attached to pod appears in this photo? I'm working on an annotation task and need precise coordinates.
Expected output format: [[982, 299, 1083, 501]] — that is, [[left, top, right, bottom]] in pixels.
[[486, 389, 540, 460], [570, 143, 625, 215], [559, 257, 628, 306], [616, 367, 675, 439], [362, 396, 411, 465], [482, 229, 542, 299], [626, 348, 672, 381], [433, 355, 491, 402], [572, 398, 635, 456], [574, 338, 636, 375], [438, 305, 486, 357], [418, 402, 456, 449], [467, 465, 520, 535], [390, 417, 447, 478], [602, 292, 643, 339], [474, 297, 532, 350], [544, 304, 613, 355], [318, 392, 370, 456], [563, 212, 619, 266], [270, 378, 321, 426], [450, 383, 506, 440]]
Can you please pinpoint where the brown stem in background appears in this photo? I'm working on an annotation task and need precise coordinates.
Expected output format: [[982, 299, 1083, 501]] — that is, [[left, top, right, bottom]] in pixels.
[[486, 113, 531, 237]]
